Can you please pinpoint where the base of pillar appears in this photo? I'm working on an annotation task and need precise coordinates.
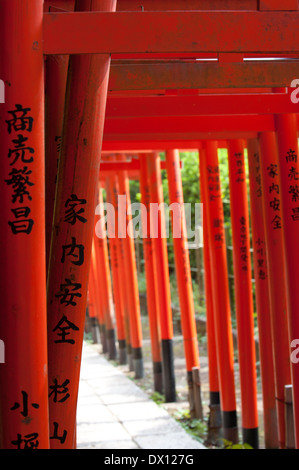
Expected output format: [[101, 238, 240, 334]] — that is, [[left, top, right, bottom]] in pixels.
[[128, 353, 134, 372], [133, 347, 144, 379], [99, 324, 108, 354], [107, 329, 117, 360], [187, 371, 196, 419], [222, 410, 239, 445], [243, 427, 259, 449], [161, 339, 176, 403], [207, 392, 222, 445], [153, 361, 163, 394], [191, 367, 203, 419], [118, 340, 127, 365], [90, 317, 101, 344]]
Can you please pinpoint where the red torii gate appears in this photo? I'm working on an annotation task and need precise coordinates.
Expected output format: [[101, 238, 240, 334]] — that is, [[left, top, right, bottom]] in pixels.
[[0, 0, 298, 451]]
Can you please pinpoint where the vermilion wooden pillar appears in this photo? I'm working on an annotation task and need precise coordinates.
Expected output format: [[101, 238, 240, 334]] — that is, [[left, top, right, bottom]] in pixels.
[[147, 152, 176, 402], [227, 139, 259, 448], [87, 285, 96, 329], [259, 131, 291, 449], [198, 151, 221, 442], [105, 175, 132, 367], [90, 238, 109, 353], [247, 139, 279, 449], [199, 141, 238, 443], [274, 112, 299, 448], [165, 149, 202, 417], [90, 285, 108, 353], [46, 0, 117, 449], [139, 155, 163, 393], [88, 248, 102, 345], [116, 155, 144, 378], [45, 54, 69, 270], [94, 187, 119, 361], [0, 0, 50, 449]]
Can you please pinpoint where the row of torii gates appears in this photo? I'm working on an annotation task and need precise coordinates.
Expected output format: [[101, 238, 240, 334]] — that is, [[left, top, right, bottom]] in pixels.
[[0, 0, 299, 451]]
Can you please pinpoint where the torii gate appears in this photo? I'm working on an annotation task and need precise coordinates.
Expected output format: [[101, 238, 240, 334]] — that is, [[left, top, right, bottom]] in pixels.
[[0, 0, 298, 450]]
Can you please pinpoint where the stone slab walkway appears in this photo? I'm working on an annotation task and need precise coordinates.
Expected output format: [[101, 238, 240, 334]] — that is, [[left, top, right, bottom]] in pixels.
[[76, 342, 205, 450]]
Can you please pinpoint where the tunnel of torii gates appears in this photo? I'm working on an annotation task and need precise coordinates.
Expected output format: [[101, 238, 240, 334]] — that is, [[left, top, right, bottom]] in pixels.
[[0, 0, 299, 452]]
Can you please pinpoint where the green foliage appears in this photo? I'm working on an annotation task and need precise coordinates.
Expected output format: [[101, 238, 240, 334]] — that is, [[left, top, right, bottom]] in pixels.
[[137, 269, 147, 294], [197, 333, 207, 346], [222, 439, 253, 450], [174, 408, 191, 420], [129, 178, 141, 204], [173, 408, 209, 444], [150, 391, 165, 406], [178, 151, 201, 205]]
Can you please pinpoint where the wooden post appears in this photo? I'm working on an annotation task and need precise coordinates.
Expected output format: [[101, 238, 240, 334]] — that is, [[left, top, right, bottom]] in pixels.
[[116, 155, 144, 378], [88, 253, 102, 345], [165, 149, 202, 418], [227, 139, 259, 448], [105, 175, 132, 368], [225, 226, 235, 311], [96, 185, 125, 361], [93, 189, 117, 361], [285, 385, 295, 449], [139, 154, 163, 393], [199, 150, 222, 443], [0, 0, 50, 449], [147, 152, 176, 403], [45, 54, 69, 271], [199, 141, 238, 444], [259, 130, 291, 449], [90, 238, 108, 353], [275, 111, 299, 449], [46, 0, 117, 449], [247, 138, 279, 449], [195, 242, 205, 307]]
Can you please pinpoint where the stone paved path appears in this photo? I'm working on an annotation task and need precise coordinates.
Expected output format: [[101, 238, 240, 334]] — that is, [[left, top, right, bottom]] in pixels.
[[77, 342, 206, 450]]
